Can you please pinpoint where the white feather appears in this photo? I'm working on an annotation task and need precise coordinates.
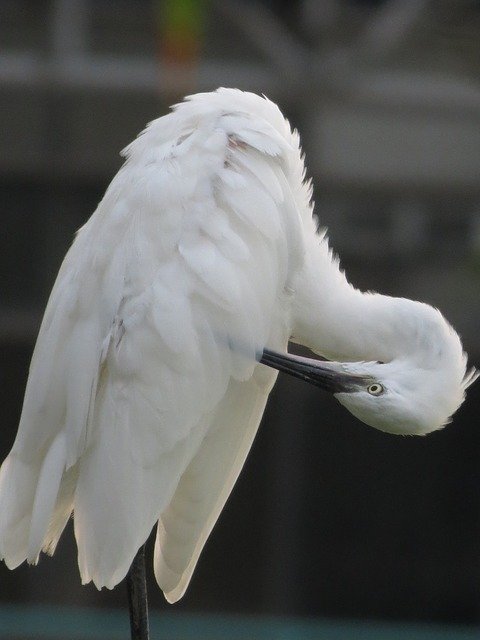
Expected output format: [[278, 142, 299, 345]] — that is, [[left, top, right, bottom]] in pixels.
[[154, 373, 275, 603], [0, 88, 474, 600], [27, 432, 66, 562]]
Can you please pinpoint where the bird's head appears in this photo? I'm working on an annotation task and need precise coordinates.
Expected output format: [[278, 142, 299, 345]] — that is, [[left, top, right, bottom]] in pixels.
[[332, 356, 477, 436], [261, 304, 477, 436]]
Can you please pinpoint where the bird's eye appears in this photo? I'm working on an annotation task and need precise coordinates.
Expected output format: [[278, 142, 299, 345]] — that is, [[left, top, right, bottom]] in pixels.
[[367, 383, 384, 396]]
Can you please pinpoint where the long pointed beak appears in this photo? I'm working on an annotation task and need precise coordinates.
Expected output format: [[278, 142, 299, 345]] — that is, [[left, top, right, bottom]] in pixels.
[[259, 348, 368, 394]]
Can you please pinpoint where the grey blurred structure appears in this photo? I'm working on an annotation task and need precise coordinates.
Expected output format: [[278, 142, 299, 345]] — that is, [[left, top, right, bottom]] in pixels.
[[1, 0, 480, 633], [1, 0, 480, 342]]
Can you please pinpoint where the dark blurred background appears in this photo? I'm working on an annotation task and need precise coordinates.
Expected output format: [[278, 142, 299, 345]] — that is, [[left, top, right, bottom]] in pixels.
[[1, 0, 480, 638]]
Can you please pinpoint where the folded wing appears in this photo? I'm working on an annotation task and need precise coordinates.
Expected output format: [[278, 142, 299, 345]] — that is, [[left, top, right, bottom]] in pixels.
[[0, 89, 306, 592]]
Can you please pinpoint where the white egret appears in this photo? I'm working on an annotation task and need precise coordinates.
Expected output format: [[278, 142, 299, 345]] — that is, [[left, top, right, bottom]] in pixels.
[[0, 89, 476, 621]]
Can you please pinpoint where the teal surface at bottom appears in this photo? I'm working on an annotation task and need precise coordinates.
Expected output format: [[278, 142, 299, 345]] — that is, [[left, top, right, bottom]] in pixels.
[[0, 603, 478, 640]]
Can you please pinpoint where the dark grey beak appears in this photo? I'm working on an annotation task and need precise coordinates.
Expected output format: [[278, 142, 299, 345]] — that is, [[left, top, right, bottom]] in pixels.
[[260, 348, 367, 394]]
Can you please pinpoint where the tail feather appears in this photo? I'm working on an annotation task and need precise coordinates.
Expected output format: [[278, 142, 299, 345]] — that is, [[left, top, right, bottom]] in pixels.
[[27, 432, 67, 563], [0, 433, 70, 568], [42, 464, 78, 556], [0, 454, 39, 568]]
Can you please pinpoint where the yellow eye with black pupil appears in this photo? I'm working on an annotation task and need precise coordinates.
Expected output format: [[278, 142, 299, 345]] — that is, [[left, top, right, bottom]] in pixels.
[[368, 383, 384, 396]]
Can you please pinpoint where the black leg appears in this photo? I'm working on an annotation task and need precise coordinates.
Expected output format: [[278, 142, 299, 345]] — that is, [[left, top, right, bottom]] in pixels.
[[126, 544, 150, 640]]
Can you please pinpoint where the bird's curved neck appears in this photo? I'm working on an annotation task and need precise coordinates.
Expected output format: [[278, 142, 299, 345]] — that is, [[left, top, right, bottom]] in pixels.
[[291, 230, 409, 363]]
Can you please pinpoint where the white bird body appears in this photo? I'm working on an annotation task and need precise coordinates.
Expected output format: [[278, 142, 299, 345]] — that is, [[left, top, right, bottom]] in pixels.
[[0, 88, 475, 602]]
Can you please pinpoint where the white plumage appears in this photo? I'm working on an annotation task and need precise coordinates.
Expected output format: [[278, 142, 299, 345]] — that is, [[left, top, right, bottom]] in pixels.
[[0, 88, 475, 602]]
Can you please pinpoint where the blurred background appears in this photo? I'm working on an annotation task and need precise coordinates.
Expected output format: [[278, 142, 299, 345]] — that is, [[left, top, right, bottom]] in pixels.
[[1, 0, 480, 638]]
